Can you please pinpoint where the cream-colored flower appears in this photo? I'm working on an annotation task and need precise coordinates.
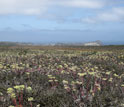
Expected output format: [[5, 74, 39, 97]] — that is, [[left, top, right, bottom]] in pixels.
[[108, 78, 113, 82], [76, 81, 82, 85], [36, 104, 40, 107], [48, 80, 53, 82], [62, 80, 68, 84], [121, 84, 124, 87], [26, 86, 32, 92], [9, 105, 15, 107], [114, 73, 119, 77], [102, 78, 107, 81], [105, 72, 111, 75]]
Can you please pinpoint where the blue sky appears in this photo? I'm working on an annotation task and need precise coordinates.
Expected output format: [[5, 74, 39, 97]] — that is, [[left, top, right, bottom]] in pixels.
[[0, 0, 124, 44]]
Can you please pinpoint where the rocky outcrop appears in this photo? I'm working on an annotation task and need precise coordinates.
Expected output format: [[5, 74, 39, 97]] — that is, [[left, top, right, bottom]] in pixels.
[[83, 40, 103, 46]]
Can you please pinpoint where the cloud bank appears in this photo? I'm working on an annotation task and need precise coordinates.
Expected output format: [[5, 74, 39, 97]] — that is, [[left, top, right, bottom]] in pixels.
[[0, 0, 48, 15], [0, 0, 124, 23], [0, 0, 106, 15]]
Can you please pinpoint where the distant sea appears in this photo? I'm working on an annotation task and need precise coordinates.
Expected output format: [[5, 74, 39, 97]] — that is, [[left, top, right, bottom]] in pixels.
[[103, 41, 124, 45]]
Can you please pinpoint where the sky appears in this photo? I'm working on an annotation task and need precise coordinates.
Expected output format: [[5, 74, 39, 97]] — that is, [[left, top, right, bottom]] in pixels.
[[0, 0, 124, 44]]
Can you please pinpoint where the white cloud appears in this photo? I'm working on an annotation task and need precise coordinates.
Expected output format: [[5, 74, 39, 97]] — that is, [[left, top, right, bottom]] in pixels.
[[58, 0, 104, 9], [82, 7, 124, 23], [98, 7, 124, 21], [0, 0, 105, 15], [82, 18, 96, 23], [0, 0, 48, 15]]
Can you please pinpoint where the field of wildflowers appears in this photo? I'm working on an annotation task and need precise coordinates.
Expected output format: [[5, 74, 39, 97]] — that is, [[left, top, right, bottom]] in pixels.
[[0, 46, 124, 107]]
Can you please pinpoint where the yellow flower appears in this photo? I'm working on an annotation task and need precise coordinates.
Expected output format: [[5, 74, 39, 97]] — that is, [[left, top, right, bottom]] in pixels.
[[14, 85, 25, 91], [7, 88, 14, 94], [20, 85, 25, 89], [19, 85, 25, 90], [91, 68, 94, 71], [88, 72, 95, 75], [58, 65, 63, 68], [14, 86, 20, 89], [28, 97, 34, 101], [10, 93, 16, 98], [78, 73, 86, 77]]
